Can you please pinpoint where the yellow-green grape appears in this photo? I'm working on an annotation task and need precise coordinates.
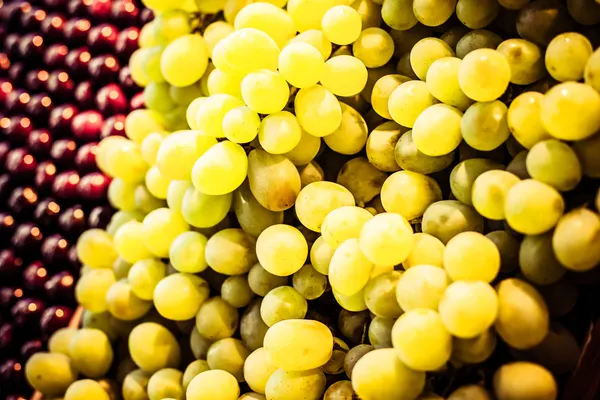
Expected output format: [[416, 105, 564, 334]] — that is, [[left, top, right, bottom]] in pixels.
[[286, 0, 342, 32], [487, 231, 520, 273], [519, 233, 566, 285], [196, 94, 244, 138], [453, 329, 497, 364], [129, 323, 180, 373], [206, 338, 249, 382], [82, 311, 118, 342], [134, 185, 165, 214], [108, 178, 137, 211], [190, 327, 213, 360], [203, 21, 234, 57], [183, 360, 210, 391], [364, 271, 403, 318], [170, 79, 203, 106], [329, 238, 373, 296], [410, 38, 455, 81], [147, 368, 184, 400], [396, 265, 448, 311], [448, 386, 492, 400], [495, 279, 549, 349], [333, 287, 368, 312], [422, 200, 484, 244], [504, 179, 564, 235], [321, 56, 368, 97], [545, 32, 592, 82], [472, 170, 521, 220], [240, 298, 270, 352], [359, 212, 413, 266], [365, 121, 403, 172], [75, 268, 116, 312], [371, 75, 410, 119], [493, 362, 557, 400], [456, 0, 499, 28], [325, 338, 355, 375], [187, 370, 239, 400], [263, 319, 333, 371], [361, 65, 396, 104], [129, 48, 151, 87], [191, 141, 247, 196], [156, 131, 214, 181], [224, 28, 280, 74], [450, 158, 503, 205], [181, 187, 232, 228], [127, 259, 166, 300], [573, 132, 600, 178], [352, 28, 394, 68], [154, 273, 209, 320], [234, 181, 284, 237], [142, 208, 188, 258], [295, 181, 355, 232], [65, 379, 110, 400], [48, 327, 77, 355], [265, 368, 326, 400], [234, 2, 295, 48], [585, 47, 600, 92], [145, 167, 170, 200], [186, 97, 206, 130], [458, 49, 510, 102], [195, 297, 239, 341], [439, 281, 498, 338], [455, 29, 502, 59], [323, 103, 369, 155], [412, 0, 457, 27], [443, 231, 501, 282], [496, 39, 546, 85], [25, 352, 78, 396], [526, 139, 582, 192], [394, 130, 454, 174], [248, 263, 288, 296], [244, 348, 278, 395], [507, 91, 551, 149], [426, 57, 473, 111], [403, 233, 445, 269], [204, 229, 257, 275], [247, 149, 301, 211], [381, 0, 417, 30], [368, 316, 394, 349], [413, 103, 464, 156], [282, 128, 321, 166], [461, 100, 510, 151], [552, 208, 600, 272], [258, 112, 302, 154], [351, 0, 382, 29], [388, 80, 436, 129], [207, 68, 243, 99], [321, 5, 362, 46], [124, 109, 165, 145], [336, 157, 387, 205], [294, 85, 342, 137], [140, 45, 165, 83], [97, 136, 129, 175], [169, 231, 208, 273], [278, 42, 324, 89], [68, 329, 113, 378], [344, 344, 375, 380], [299, 161, 325, 188], [140, 132, 164, 166], [106, 280, 152, 320], [76, 229, 118, 269], [380, 171, 442, 221], [395, 53, 419, 80], [260, 286, 308, 326], [221, 275, 255, 308], [292, 264, 327, 300], [542, 82, 600, 141], [241, 70, 289, 115], [391, 309, 452, 371], [321, 206, 373, 248], [123, 369, 151, 400], [287, 29, 332, 60], [144, 81, 176, 113], [255, 224, 308, 277], [310, 236, 335, 275], [160, 34, 209, 87], [222, 106, 260, 144]]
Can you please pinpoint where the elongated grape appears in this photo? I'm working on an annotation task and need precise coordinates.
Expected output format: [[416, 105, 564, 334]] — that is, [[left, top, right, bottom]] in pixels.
[[411, 38, 455, 81], [106, 280, 152, 321], [244, 347, 278, 395], [294, 85, 342, 137], [458, 49, 510, 102], [181, 187, 232, 228], [187, 370, 239, 400], [472, 170, 521, 220], [195, 297, 239, 341], [295, 181, 355, 232], [394, 130, 454, 174], [461, 101, 510, 151], [496, 39, 546, 85], [388, 80, 437, 128], [450, 158, 504, 206], [493, 362, 557, 400], [526, 139, 582, 192], [128, 259, 167, 300], [412, 104, 463, 156], [546, 32, 592, 82], [507, 91, 551, 149], [452, 329, 497, 364], [323, 103, 369, 155], [336, 157, 387, 205], [75, 268, 116, 313], [25, 352, 78, 396], [426, 57, 473, 111], [366, 121, 404, 172], [329, 238, 374, 296], [456, 0, 499, 28], [352, 28, 394, 68], [205, 229, 257, 275], [552, 208, 600, 272], [279, 42, 324, 89], [160, 34, 209, 87], [519, 233, 566, 285], [364, 271, 403, 318], [380, 171, 442, 221], [403, 233, 445, 269], [241, 299, 269, 352], [68, 329, 113, 378]]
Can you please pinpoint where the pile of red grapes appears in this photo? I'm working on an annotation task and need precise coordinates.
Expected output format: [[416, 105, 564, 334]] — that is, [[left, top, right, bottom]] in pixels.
[[0, 0, 150, 398]]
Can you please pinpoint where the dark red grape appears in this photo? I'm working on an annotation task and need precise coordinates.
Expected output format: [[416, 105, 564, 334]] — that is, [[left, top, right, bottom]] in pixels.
[[129, 91, 145, 111], [22, 261, 50, 294], [44, 270, 76, 304], [27, 129, 53, 156], [71, 110, 103, 142], [88, 205, 113, 229], [112, 0, 139, 26], [46, 70, 75, 101], [24, 69, 50, 92], [40, 13, 66, 40], [85, 0, 113, 21], [87, 23, 118, 53], [0, 212, 16, 240], [34, 198, 62, 228], [78, 172, 111, 200], [11, 298, 46, 329], [7, 187, 39, 217], [5, 90, 31, 114], [48, 104, 79, 136], [40, 305, 73, 335], [63, 18, 92, 46], [96, 83, 128, 115], [2, 117, 33, 145], [25, 94, 55, 123], [5, 148, 37, 179], [115, 27, 139, 59], [74, 80, 94, 108], [100, 114, 126, 138], [89, 54, 120, 83], [20, 339, 44, 360], [20, 7, 46, 31], [10, 223, 44, 256], [74, 142, 98, 171], [0, 250, 23, 284], [118, 66, 138, 94], [41, 234, 71, 266], [65, 46, 92, 77], [34, 161, 58, 193], [18, 33, 45, 60], [43, 44, 69, 69], [0, 323, 15, 355], [0, 359, 27, 392], [50, 138, 77, 166], [52, 170, 80, 199]]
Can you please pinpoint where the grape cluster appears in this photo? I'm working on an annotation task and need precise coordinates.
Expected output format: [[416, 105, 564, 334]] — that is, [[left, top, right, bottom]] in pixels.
[[25, 0, 600, 399], [0, 0, 150, 398]]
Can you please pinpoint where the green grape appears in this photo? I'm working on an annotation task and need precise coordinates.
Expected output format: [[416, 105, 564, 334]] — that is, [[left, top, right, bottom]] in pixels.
[[76, 229, 118, 269], [235, 180, 284, 237], [585, 47, 600, 92], [504, 179, 564, 235], [195, 297, 239, 341], [545, 32, 592, 82], [439, 281, 498, 338], [264, 319, 333, 371], [322, 5, 362, 46], [244, 347, 278, 395], [147, 369, 183, 400], [320, 55, 368, 97], [364, 271, 403, 318], [495, 279, 549, 349], [299, 161, 325, 188], [461, 100, 510, 151], [452, 329, 497, 364], [82, 311, 118, 341], [425, 57, 473, 111], [394, 130, 454, 174], [455, 29, 502, 59], [248, 263, 288, 296], [283, 128, 321, 166], [108, 179, 137, 211], [368, 317, 394, 349], [351, 0, 382, 29], [207, 68, 243, 99], [75, 268, 116, 312], [97, 136, 129, 175], [526, 139, 582, 192], [222, 106, 260, 144], [183, 360, 210, 391], [142, 208, 189, 258], [241, 299, 270, 352], [160, 34, 209, 87], [321, 206, 373, 248], [493, 362, 557, 400], [190, 326, 212, 359], [187, 370, 239, 400], [573, 132, 600, 178], [68, 329, 113, 378], [286, 0, 343, 32], [287, 29, 332, 60], [361, 65, 395, 104], [323, 103, 369, 155], [224, 28, 280, 74], [144, 81, 176, 114], [241, 71, 289, 115], [456, 0, 499, 28], [278, 42, 324, 89], [329, 238, 374, 295], [222, 275, 255, 308], [207, 338, 249, 381], [141, 45, 166, 83], [295, 181, 355, 232], [292, 264, 327, 300], [487, 231, 520, 273], [309, 236, 335, 275], [130, 48, 151, 86], [495, 39, 545, 87], [365, 121, 403, 172], [154, 273, 209, 320], [410, 38, 455, 81], [381, 0, 417, 30], [395, 52, 419, 80], [371, 75, 410, 120], [123, 369, 151, 400], [403, 233, 445, 269], [353, 348, 425, 399], [422, 200, 484, 244], [333, 287, 368, 311], [196, 94, 245, 138], [336, 157, 386, 205], [412, 0, 457, 27], [507, 91, 551, 149], [204, 229, 257, 275], [380, 170, 442, 221], [412, 104, 463, 156], [127, 259, 166, 300], [359, 212, 413, 266], [170, 81, 204, 106], [352, 28, 394, 68], [294, 85, 342, 137], [390, 26, 433, 60], [388, 80, 436, 128], [396, 265, 448, 311], [343, 345, 374, 381], [140, 132, 164, 166], [247, 149, 301, 211], [260, 286, 307, 326], [65, 379, 110, 400], [552, 208, 600, 272], [138, 21, 158, 48], [106, 280, 152, 320], [49, 327, 78, 355], [265, 368, 326, 400], [181, 187, 232, 228], [472, 170, 521, 220], [25, 352, 78, 396], [322, 337, 349, 375], [134, 185, 166, 214], [186, 97, 206, 130], [258, 112, 302, 154], [234, 2, 295, 48], [449, 385, 492, 400], [450, 158, 503, 205], [444, 232, 501, 282], [191, 141, 247, 195], [458, 49, 510, 102], [440, 25, 469, 49], [114, 221, 154, 264], [541, 82, 600, 141], [169, 231, 208, 273], [519, 233, 566, 285], [124, 110, 165, 146]]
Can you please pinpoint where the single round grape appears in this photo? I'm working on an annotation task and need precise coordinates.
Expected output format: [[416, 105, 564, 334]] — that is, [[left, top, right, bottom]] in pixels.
[[388, 80, 437, 128], [25, 352, 78, 396], [461, 100, 510, 151], [394, 130, 455, 175], [410, 38, 455, 81], [519, 232, 566, 286], [265, 368, 326, 400], [396, 265, 448, 311], [452, 329, 497, 364], [222, 106, 260, 144], [381, 0, 418, 30], [244, 347, 278, 395], [248, 263, 289, 296], [309, 237, 335, 275], [221, 275, 254, 308], [258, 112, 302, 155], [76, 229, 118, 269], [323, 103, 369, 156], [443, 232, 501, 282], [573, 132, 600, 179], [122, 369, 151, 400], [458, 49, 511, 102], [552, 208, 600, 272], [187, 370, 239, 400], [413, 0, 457, 26], [145, 166, 173, 199], [323, 380, 356, 400], [352, 28, 394, 68], [169, 231, 208, 273], [147, 368, 183, 400], [368, 317, 394, 349], [207, 68, 243, 99], [372, 75, 411, 120], [321, 5, 362, 45], [456, 0, 500, 28], [472, 170, 521, 220], [329, 238, 374, 296], [154, 273, 210, 321], [364, 271, 403, 318], [114, 221, 154, 264], [160, 34, 209, 87], [336, 157, 388, 205], [292, 264, 327, 300], [241, 70, 289, 115], [207, 338, 249, 382], [260, 286, 308, 327], [546, 32, 592, 82], [507, 91, 551, 149], [381, 171, 442, 221], [195, 297, 239, 341], [205, 228, 257, 275], [68, 329, 113, 378], [456, 29, 502, 59], [493, 362, 557, 400], [108, 178, 137, 212], [321, 55, 368, 97], [422, 200, 485, 244], [402, 233, 445, 269], [365, 122, 403, 172], [412, 104, 464, 156], [234, 2, 295, 47], [425, 57, 473, 111], [294, 85, 342, 137], [321, 206, 373, 249], [191, 141, 248, 196], [526, 139, 582, 191], [278, 42, 324, 89], [585, 47, 600, 92], [75, 268, 116, 313], [183, 360, 210, 391], [256, 225, 308, 276], [241, 299, 270, 352], [359, 212, 413, 266], [496, 39, 546, 86], [49, 328, 78, 355], [128, 259, 167, 300], [106, 280, 152, 321]]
